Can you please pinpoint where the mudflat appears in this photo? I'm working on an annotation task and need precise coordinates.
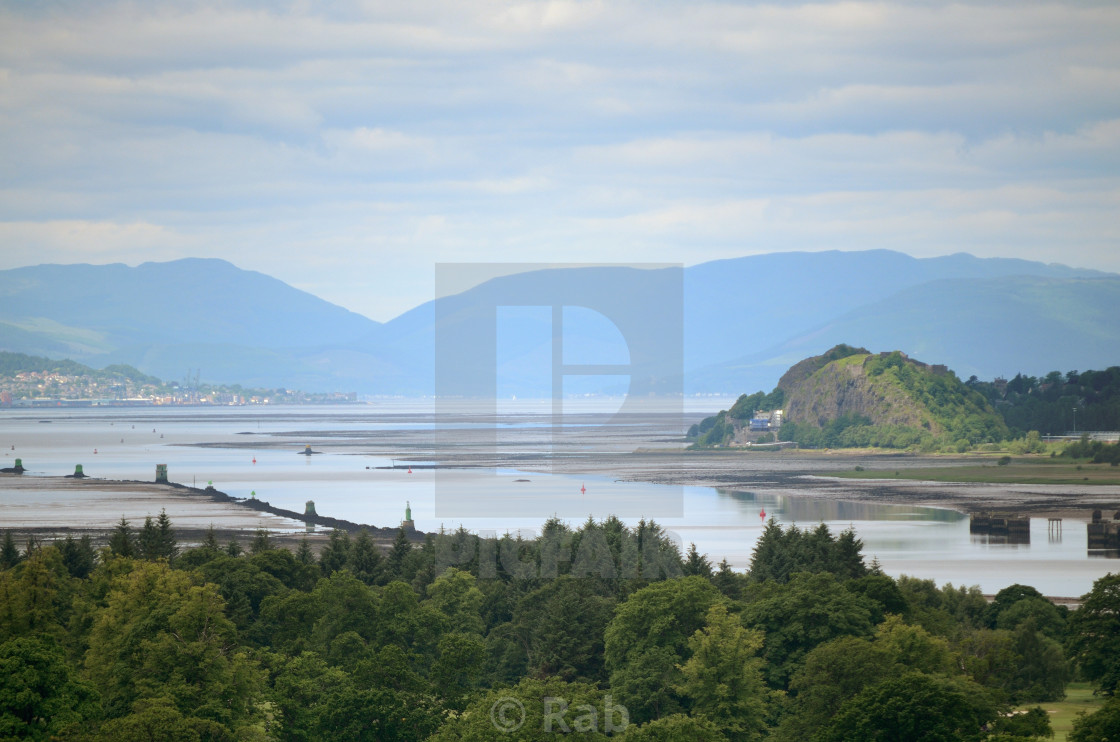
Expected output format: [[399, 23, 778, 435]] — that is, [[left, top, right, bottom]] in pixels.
[[0, 473, 315, 546]]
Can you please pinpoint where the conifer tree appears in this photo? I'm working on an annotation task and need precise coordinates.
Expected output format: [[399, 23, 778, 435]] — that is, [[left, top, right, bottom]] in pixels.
[[202, 524, 220, 553], [250, 528, 273, 554], [348, 529, 383, 585], [0, 531, 22, 569], [387, 527, 412, 580], [226, 535, 243, 557], [155, 509, 177, 562], [683, 543, 713, 578], [713, 558, 743, 600], [835, 528, 868, 579], [295, 537, 315, 566], [109, 517, 135, 558], [138, 516, 159, 560], [319, 529, 351, 576], [59, 534, 96, 579]]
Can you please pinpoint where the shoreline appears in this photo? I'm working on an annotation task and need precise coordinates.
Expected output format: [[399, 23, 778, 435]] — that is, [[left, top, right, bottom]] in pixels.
[[0, 473, 423, 550], [2, 463, 1113, 603], [517, 449, 1120, 521], [6, 447, 1120, 526]]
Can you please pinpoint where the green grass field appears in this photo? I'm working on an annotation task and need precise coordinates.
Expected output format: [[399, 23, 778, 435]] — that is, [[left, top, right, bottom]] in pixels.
[[828, 457, 1120, 485], [1020, 683, 1105, 741]]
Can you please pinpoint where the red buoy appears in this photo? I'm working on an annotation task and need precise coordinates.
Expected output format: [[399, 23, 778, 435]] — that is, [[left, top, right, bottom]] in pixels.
[[580, 483, 586, 494], [759, 508, 766, 520]]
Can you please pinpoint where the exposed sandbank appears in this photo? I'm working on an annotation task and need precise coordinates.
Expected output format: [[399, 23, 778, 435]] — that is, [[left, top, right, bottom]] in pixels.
[[0, 474, 416, 549]]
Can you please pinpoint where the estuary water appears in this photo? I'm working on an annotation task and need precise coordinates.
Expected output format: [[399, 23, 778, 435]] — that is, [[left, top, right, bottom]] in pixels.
[[1, 403, 1116, 597]]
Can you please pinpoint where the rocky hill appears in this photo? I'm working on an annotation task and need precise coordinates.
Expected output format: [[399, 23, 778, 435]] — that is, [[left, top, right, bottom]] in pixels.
[[690, 345, 1009, 450]]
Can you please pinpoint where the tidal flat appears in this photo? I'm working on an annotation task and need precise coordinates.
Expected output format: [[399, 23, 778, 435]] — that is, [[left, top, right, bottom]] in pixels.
[[2, 404, 1118, 595]]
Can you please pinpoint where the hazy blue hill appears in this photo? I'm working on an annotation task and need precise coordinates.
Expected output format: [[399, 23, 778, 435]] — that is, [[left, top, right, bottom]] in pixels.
[[0, 259, 379, 351], [681, 249, 1107, 374], [370, 250, 1108, 395], [371, 265, 682, 396], [0, 252, 1114, 393], [692, 275, 1120, 393], [0, 258, 382, 386]]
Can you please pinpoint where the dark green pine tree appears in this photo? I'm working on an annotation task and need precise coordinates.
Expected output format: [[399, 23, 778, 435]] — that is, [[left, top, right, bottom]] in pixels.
[[410, 533, 438, 592], [748, 517, 784, 582], [806, 523, 836, 573], [683, 543, 713, 578], [108, 517, 134, 558], [23, 534, 39, 559], [249, 528, 273, 554], [348, 529, 383, 585], [155, 509, 177, 562], [712, 558, 743, 600], [295, 537, 316, 566], [138, 516, 160, 560], [319, 529, 351, 576], [387, 527, 412, 580], [202, 524, 220, 553], [226, 534, 243, 557], [58, 534, 96, 579], [0, 531, 22, 569], [834, 527, 868, 579]]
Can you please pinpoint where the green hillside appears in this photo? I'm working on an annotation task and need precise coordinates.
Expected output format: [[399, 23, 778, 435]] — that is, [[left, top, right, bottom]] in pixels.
[[690, 346, 1010, 450], [0, 351, 159, 385]]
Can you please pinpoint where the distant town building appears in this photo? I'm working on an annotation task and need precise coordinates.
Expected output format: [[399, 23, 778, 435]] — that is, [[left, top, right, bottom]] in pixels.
[[749, 409, 783, 432]]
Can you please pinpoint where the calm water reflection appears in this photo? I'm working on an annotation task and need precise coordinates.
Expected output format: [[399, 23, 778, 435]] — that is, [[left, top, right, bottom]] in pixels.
[[1, 406, 1116, 597]]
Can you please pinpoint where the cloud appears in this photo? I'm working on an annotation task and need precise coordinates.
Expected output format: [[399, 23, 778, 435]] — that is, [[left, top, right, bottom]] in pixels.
[[0, 1, 1118, 319], [0, 220, 192, 265]]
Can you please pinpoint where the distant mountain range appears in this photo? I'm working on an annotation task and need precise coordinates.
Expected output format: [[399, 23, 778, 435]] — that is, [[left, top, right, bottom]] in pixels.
[[0, 251, 1116, 395]]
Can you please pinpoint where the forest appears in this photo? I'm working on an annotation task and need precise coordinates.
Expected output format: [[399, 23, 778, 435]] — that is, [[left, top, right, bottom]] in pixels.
[[967, 367, 1120, 438], [1, 514, 1118, 741]]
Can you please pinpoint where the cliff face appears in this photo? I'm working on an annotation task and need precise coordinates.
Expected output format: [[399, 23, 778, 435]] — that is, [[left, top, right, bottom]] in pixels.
[[777, 346, 1007, 441], [777, 343, 868, 393], [780, 352, 939, 433]]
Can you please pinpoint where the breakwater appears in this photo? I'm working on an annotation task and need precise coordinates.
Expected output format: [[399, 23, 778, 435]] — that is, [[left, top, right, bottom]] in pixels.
[[165, 480, 426, 541]]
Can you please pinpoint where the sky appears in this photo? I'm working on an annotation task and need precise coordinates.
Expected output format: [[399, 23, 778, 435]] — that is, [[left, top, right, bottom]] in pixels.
[[1, 0, 1118, 322]]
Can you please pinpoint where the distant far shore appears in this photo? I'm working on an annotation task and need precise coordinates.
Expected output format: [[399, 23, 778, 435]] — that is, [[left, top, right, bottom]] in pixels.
[[516, 448, 1120, 521]]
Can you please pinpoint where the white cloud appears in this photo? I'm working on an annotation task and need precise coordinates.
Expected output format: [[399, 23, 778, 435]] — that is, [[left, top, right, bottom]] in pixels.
[[0, 0, 1117, 319]]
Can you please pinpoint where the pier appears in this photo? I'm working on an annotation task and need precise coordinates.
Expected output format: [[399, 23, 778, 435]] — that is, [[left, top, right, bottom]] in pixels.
[[1087, 509, 1120, 551], [969, 512, 1030, 545]]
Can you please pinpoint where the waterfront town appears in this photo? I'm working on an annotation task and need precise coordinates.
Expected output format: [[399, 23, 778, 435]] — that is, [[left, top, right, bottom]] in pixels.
[[0, 363, 356, 407]]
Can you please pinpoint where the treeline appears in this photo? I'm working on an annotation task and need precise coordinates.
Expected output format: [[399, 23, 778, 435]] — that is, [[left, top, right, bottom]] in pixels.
[[967, 367, 1120, 436], [2, 515, 1118, 740], [1061, 434, 1120, 465]]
